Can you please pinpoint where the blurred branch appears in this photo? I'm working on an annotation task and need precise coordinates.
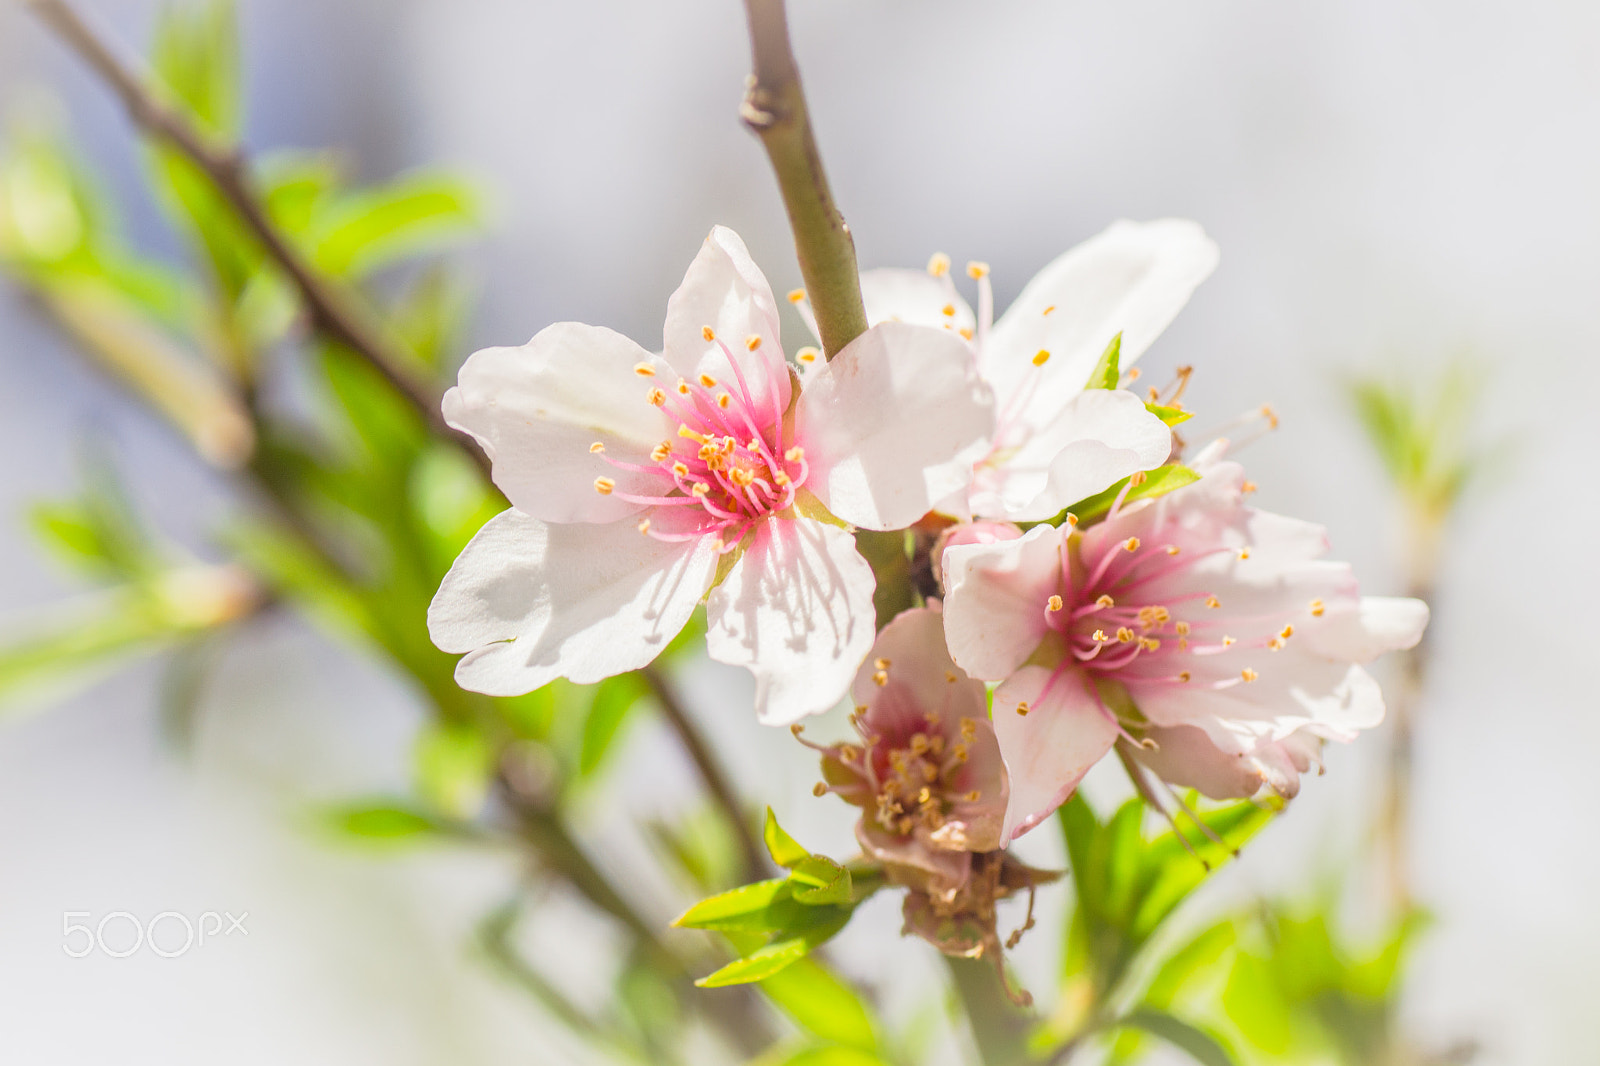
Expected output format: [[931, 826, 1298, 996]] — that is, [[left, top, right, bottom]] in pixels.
[[946, 955, 1038, 1066], [741, 0, 868, 359], [24, 0, 485, 476], [641, 663, 769, 884]]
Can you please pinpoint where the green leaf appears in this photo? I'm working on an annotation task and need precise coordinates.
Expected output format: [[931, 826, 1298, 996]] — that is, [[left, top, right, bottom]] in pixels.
[[414, 721, 493, 819], [1222, 951, 1294, 1054], [764, 807, 810, 868], [578, 672, 648, 776], [1144, 922, 1237, 1009], [1146, 402, 1193, 426], [790, 855, 852, 905], [0, 595, 172, 709], [696, 937, 811, 987], [1120, 1009, 1239, 1066], [150, 0, 241, 139], [1065, 464, 1201, 525], [1086, 332, 1123, 390], [310, 172, 482, 278], [777, 1048, 888, 1066], [326, 802, 441, 842], [674, 879, 793, 932], [759, 958, 880, 1053]]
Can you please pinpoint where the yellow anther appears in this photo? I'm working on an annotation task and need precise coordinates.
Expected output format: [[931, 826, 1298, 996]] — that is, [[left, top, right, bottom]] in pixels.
[[1148, 385, 1161, 403], [671, 461, 690, 478], [1280, 625, 1294, 639], [691, 482, 710, 497], [785, 446, 805, 461], [773, 471, 791, 486], [964, 790, 981, 803], [1096, 594, 1115, 609], [1129, 470, 1148, 486], [909, 732, 929, 754], [812, 782, 827, 797], [1066, 513, 1079, 527], [1241, 667, 1259, 682], [646, 388, 667, 406], [1140, 637, 1161, 651], [1178, 671, 1192, 682], [796, 346, 819, 364], [1015, 701, 1030, 716], [702, 326, 716, 341], [699, 373, 717, 387], [1222, 636, 1236, 647], [633, 362, 656, 377], [1166, 545, 1181, 556], [745, 334, 762, 351], [1206, 595, 1221, 609], [874, 657, 891, 670], [1032, 349, 1051, 366], [966, 260, 990, 279], [1175, 621, 1191, 636], [1117, 627, 1135, 643], [677, 379, 690, 394], [787, 288, 806, 304], [873, 670, 889, 687], [946, 671, 958, 683], [958, 327, 974, 341], [1126, 367, 1142, 382], [1268, 637, 1284, 651], [637, 518, 651, 534], [730, 468, 754, 487], [593, 477, 615, 495], [1261, 404, 1279, 429], [1238, 548, 1251, 560], [927, 252, 951, 277], [678, 425, 707, 442], [1309, 599, 1325, 617], [1047, 595, 1064, 612], [1092, 629, 1109, 643], [1124, 537, 1141, 552], [1241, 480, 1258, 494], [1043, 304, 1057, 315], [589, 441, 606, 453], [1179, 638, 1189, 650], [941, 303, 956, 317], [717, 392, 731, 409]]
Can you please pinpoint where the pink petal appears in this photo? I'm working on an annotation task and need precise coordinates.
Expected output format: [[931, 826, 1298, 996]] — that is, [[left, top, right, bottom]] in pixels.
[[941, 523, 1065, 681], [992, 666, 1119, 843]]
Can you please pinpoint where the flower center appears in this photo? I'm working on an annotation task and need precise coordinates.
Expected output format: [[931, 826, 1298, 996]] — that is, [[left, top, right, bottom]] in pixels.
[[870, 716, 980, 836], [593, 334, 807, 553]]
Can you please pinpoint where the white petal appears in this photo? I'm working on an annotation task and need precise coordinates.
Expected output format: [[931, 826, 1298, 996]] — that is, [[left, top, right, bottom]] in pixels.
[[444, 324, 672, 523], [661, 226, 791, 417], [980, 389, 1173, 521], [1132, 724, 1265, 800], [705, 517, 877, 725], [940, 523, 1064, 680], [1301, 596, 1429, 663], [984, 219, 1219, 434], [797, 268, 976, 343], [428, 510, 717, 695], [796, 321, 995, 531], [992, 666, 1119, 843]]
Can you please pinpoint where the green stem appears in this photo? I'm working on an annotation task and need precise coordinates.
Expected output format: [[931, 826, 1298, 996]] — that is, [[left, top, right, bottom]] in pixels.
[[740, 0, 869, 359], [946, 955, 1038, 1066]]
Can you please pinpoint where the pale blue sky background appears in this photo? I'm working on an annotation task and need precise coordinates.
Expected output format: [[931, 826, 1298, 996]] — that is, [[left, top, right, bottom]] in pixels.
[[0, 1, 1594, 1063]]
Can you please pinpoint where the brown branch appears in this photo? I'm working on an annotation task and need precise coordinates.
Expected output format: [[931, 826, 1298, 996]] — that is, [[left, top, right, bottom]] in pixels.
[[642, 664, 769, 883], [25, 0, 487, 477], [740, 0, 868, 360]]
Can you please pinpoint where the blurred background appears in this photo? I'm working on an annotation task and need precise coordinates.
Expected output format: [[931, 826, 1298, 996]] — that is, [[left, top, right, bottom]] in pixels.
[[0, 1, 1593, 1063]]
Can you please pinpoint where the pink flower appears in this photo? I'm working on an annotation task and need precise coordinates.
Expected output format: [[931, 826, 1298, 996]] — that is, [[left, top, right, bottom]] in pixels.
[[804, 220, 1218, 522], [429, 227, 994, 724], [805, 604, 1008, 896], [941, 444, 1429, 842]]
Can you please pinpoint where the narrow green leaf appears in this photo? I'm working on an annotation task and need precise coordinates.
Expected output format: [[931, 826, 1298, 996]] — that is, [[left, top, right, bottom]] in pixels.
[[695, 937, 810, 987], [1222, 952, 1293, 1054], [673, 879, 792, 931], [790, 855, 852, 905], [579, 672, 648, 775], [1146, 402, 1193, 426], [759, 958, 880, 1053], [414, 721, 493, 819], [778, 1048, 888, 1066], [1066, 464, 1201, 526], [1086, 332, 1123, 390], [150, 0, 241, 139], [1120, 1009, 1239, 1066], [764, 808, 810, 868], [326, 802, 440, 842], [1144, 922, 1237, 1009], [311, 173, 482, 278]]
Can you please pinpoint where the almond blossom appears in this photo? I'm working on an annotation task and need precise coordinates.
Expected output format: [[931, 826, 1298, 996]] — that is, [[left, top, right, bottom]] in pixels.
[[428, 227, 994, 724], [941, 443, 1429, 842], [803, 219, 1219, 522]]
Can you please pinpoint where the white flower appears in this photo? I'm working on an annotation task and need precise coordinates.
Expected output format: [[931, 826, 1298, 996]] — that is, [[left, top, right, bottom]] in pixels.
[[804, 219, 1219, 522], [428, 227, 995, 724], [941, 443, 1429, 842]]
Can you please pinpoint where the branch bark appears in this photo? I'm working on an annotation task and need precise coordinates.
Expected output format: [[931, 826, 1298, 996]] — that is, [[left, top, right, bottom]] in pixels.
[[740, 0, 868, 359], [25, 0, 485, 476]]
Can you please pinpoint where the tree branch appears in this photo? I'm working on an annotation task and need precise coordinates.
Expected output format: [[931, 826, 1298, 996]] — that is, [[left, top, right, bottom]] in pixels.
[[25, 0, 485, 476], [740, 0, 868, 359], [642, 664, 769, 884]]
